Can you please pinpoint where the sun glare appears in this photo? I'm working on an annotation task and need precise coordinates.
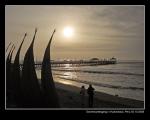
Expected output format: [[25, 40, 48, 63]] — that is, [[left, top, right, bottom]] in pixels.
[[63, 26, 74, 38]]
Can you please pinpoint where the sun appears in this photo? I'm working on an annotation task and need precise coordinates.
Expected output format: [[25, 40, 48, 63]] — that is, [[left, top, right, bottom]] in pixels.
[[63, 26, 74, 38]]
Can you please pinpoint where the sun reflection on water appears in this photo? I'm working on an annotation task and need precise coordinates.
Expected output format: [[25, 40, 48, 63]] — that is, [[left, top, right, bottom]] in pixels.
[[59, 80, 73, 85], [65, 63, 70, 68], [63, 72, 77, 80]]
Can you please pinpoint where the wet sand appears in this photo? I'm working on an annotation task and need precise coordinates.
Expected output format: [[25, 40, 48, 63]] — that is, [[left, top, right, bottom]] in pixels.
[[55, 82, 144, 108]]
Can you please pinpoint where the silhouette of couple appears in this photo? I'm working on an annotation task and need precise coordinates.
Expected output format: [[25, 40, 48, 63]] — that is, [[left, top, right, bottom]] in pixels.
[[80, 84, 95, 108]]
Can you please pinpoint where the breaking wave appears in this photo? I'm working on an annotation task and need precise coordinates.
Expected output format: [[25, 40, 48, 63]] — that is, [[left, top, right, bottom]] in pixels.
[[57, 76, 144, 91], [52, 69, 144, 76]]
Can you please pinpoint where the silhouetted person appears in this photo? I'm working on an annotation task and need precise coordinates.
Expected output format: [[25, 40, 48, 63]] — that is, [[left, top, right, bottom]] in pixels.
[[87, 84, 95, 107], [80, 85, 85, 107]]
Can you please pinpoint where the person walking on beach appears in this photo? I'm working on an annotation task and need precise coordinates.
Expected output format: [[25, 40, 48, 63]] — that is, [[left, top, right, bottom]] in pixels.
[[80, 85, 86, 107], [87, 84, 95, 107]]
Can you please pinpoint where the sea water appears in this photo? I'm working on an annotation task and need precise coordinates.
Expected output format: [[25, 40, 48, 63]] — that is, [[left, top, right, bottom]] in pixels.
[[36, 61, 144, 101]]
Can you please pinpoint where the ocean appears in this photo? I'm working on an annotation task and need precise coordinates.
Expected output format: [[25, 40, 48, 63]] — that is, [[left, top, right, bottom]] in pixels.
[[36, 61, 144, 101]]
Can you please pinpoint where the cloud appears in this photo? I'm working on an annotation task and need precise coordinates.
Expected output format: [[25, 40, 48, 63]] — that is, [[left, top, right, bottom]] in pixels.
[[5, 5, 144, 60]]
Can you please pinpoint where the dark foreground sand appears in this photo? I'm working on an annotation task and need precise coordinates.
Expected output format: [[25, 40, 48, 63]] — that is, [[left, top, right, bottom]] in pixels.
[[55, 82, 144, 108], [6, 82, 144, 109]]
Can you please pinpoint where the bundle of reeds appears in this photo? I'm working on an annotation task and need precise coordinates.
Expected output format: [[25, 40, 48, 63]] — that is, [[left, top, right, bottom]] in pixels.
[[6, 28, 60, 108]]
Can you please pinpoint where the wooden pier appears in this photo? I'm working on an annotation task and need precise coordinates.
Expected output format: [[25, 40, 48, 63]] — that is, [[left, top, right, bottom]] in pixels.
[[19, 58, 117, 69]]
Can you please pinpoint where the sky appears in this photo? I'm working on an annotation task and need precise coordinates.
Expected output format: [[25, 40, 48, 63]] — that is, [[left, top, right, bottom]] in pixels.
[[5, 5, 144, 61]]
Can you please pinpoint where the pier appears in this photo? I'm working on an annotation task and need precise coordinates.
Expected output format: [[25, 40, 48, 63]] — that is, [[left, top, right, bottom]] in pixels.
[[19, 58, 117, 69]]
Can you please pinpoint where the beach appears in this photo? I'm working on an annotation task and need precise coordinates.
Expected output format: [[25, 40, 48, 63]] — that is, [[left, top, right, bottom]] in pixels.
[[55, 82, 144, 108], [6, 80, 144, 109], [5, 5, 145, 110]]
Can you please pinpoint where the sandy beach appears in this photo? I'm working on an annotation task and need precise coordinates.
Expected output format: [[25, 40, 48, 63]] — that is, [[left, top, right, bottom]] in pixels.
[[55, 82, 144, 108], [6, 82, 144, 109]]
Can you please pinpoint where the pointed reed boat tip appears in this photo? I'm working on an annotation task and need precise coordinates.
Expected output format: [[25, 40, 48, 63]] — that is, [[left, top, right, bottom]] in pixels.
[[6, 42, 12, 53], [35, 28, 38, 32]]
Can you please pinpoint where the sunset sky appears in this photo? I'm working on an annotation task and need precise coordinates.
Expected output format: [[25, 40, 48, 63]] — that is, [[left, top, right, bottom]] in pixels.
[[5, 5, 144, 61]]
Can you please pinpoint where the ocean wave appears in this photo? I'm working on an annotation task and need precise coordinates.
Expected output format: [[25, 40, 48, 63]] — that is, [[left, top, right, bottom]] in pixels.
[[52, 69, 144, 76], [57, 76, 144, 91]]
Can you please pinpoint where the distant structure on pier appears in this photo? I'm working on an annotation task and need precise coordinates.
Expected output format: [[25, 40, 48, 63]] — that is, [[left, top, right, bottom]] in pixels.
[[90, 58, 99, 61], [110, 57, 117, 63]]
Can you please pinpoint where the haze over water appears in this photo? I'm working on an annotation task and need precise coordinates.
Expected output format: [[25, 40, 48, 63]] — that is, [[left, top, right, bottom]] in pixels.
[[36, 60, 144, 101]]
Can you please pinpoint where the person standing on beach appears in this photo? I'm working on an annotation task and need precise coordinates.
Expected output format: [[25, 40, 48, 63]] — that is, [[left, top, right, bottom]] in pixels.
[[87, 84, 95, 107], [80, 85, 86, 107]]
